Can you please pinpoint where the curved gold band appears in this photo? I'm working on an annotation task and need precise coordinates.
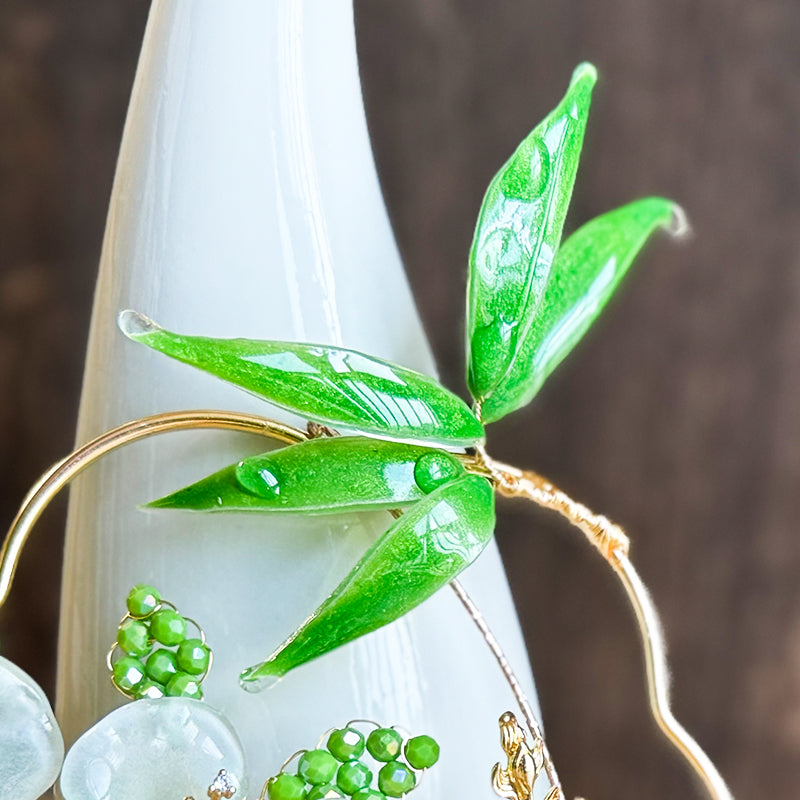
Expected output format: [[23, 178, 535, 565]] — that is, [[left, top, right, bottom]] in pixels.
[[0, 409, 732, 800]]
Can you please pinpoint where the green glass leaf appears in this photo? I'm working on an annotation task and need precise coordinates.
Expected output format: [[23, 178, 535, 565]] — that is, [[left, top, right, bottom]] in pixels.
[[147, 437, 465, 513], [119, 311, 484, 446], [239, 474, 495, 686], [480, 197, 681, 423], [466, 62, 597, 407]]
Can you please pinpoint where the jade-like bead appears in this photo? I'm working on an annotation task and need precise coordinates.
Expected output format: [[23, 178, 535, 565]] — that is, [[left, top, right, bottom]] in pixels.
[[268, 773, 308, 800], [112, 656, 146, 693], [307, 785, 344, 799], [298, 749, 338, 786], [352, 792, 385, 800], [176, 638, 210, 675], [366, 729, 402, 762], [327, 727, 365, 762], [145, 648, 178, 685], [377, 762, 415, 798], [165, 672, 203, 700], [404, 735, 440, 770], [134, 679, 165, 700], [337, 761, 372, 795], [126, 584, 161, 618], [117, 618, 151, 657], [150, 608, 187, 646], [413, 451, 462, 494]]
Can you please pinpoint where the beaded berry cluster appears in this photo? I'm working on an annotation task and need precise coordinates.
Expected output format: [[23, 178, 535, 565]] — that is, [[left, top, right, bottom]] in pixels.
[[107, 584, 212, 700], [265, 722, 440, 800]]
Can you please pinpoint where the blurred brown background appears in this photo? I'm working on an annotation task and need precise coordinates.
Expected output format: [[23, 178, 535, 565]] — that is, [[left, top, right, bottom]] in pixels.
[[1, 1, 799, 798]]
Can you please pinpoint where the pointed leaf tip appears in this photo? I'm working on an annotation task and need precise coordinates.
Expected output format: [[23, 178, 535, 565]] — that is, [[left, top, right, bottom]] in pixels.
[[466, 64, 597, 409], [480, 197, 679, 423], [119, 312, 484, 446], [240, 474, 495, 684]]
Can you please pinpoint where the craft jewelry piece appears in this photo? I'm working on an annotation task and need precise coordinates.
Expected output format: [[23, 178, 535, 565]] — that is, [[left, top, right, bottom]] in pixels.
[[0, 62, 732, 799], [107, 584, 212, 700], [59, 584, 247, 800], [261, 720, 440, 800]]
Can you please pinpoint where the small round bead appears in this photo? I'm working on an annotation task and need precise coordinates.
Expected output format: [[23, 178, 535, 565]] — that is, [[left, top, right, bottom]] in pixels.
[[366, 729, 403, 762], [352, 792, 385, 800], [404, 735, 440, 770], [268, 773, 308, 800], [413, 451, 462, 494], [126, 584, 161, 618], [176, 638, 210, 675], [298, 749, 339, 786], [112, 656, 146, 693], [327, 727, 365, 762], [117, 618, 151, 657], [165, 672, 203, 699], [150, 608, 187, 646], [337, 761, 372, 795], [377, 762, 415, 798], [307, 785, 344, 799], [145, 648, 178, 685], [134, 679, 165, 700]]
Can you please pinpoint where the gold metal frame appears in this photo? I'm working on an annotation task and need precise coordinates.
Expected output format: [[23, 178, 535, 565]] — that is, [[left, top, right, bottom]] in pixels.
[[0, 410, 732, 800]]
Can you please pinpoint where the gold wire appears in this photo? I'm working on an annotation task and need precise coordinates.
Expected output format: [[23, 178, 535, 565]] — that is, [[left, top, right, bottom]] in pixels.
[[0, 409, 733, 800], [0, 410, 308, 611], [477, 451, 734, 800]]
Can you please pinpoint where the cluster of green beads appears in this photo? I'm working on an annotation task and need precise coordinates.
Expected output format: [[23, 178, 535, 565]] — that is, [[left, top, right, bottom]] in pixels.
[[111, 584, 211, 701], [267, 725, 439, 800]]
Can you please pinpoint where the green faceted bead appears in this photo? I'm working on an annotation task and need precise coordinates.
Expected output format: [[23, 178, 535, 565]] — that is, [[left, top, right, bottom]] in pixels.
[[150, 608, 187, 646], [112, 656, 146, 693], [366, 729, 403, 762], [404, 735, 439, 770], [352, 792, 385, 800], [268, 774, 308, 800], [327, 727, 365, 762], [337, 761, 372, 795], [117, 618, 151, 657], [165, 671, 203, 699], [413, 451, 463, 494], [176, 638, 210, 675], [298, 749, 339, 786], [145, 648, 178, 685], [126, 584, 161, 618], [307, 785, 344, 800], [377, 762, 415, 798], [135, 679, 165, 700]]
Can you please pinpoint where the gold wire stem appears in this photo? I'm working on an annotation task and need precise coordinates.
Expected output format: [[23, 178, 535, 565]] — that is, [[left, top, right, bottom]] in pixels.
[[0, 410, 308, 611], [476, 452, 733, 800], [450, 578, 561, 792], [612, 552, 733, 800]]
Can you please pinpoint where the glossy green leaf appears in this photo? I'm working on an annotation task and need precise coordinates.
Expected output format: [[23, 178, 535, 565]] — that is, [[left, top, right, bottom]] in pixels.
[[466, 62, 596, 407], [480, 197, 680, 423], [147, 437, 465, 513], [119, 311, 484, 446], [239, 474, 495, 686]]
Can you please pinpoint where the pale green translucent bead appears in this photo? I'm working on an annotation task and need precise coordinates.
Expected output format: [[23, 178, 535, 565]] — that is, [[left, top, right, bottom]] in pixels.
[[0, 655, 64, 799], [59, 698, 246, 800]]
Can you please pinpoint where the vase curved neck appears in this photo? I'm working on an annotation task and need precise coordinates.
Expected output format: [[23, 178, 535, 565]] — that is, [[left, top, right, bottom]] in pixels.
[[57, 0, 539, 792]]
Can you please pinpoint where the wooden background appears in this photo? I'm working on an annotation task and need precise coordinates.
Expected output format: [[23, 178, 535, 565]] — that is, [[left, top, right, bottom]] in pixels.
[[1, 1, 799, 797]]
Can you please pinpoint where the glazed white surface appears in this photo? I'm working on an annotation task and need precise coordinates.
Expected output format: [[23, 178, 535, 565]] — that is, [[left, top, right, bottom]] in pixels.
[[57, 1, 540, 795]]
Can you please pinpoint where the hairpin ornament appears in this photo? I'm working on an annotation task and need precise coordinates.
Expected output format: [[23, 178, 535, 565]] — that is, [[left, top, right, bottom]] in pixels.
[[262, 720, 439, 800], [59, 585, 247, 800], [0, 62, 732, 800]]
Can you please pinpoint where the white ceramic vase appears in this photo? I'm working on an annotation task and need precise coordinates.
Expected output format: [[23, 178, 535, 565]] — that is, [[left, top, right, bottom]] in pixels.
[[57, 1, 540, 794]]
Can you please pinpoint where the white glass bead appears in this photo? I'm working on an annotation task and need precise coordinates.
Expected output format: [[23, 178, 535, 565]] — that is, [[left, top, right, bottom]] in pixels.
[[0, 655, 64, 800], [59, 697, 247, 800]]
